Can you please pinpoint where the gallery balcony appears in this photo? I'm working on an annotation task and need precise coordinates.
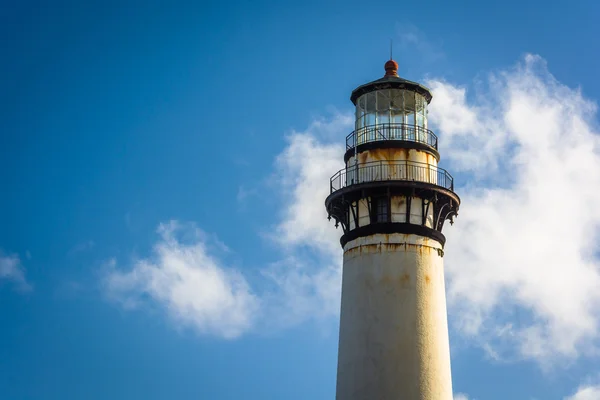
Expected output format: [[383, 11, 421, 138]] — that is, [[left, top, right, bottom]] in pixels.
[[344, 123, 439, 162], [329, 160, 454, 193]]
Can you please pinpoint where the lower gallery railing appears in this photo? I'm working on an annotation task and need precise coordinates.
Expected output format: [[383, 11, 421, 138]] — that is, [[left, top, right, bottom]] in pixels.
[[330, 160, 454, 192]]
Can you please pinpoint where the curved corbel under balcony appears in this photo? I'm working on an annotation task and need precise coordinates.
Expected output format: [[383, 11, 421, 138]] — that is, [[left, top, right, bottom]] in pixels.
[[344, 123, 440, 163]]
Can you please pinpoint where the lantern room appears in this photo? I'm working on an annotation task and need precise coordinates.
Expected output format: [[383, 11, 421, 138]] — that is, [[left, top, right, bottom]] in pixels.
[[346, 60, 438, 156], [354, 89, 428, 130]]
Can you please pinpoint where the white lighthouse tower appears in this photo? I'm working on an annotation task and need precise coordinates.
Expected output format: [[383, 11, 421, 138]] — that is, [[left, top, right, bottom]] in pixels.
[[326, 59, 460, 400]]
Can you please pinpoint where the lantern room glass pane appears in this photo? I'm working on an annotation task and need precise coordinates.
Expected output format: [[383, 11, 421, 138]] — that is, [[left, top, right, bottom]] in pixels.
[[403, 91, 416, 113], [355, 89, 429, 141], [366, 92, 376, 112], [406, 110, 415, 125], [376, 90, 390, 125], [376, 90, 389, 112], [416, 113, 424, 138], [356, 96, 366, 129], [390, 90, 403, 110], [403, 91, 416, 131], [365, 92, 377, 133], [415, 93, 425, 114], [390, 108, 403, 125], [390, 90, 403, 124], [366, 112, 376, 127], [423, 100, 428, 129], [377, 112, 390, 125], [415, 94, 427, 141]]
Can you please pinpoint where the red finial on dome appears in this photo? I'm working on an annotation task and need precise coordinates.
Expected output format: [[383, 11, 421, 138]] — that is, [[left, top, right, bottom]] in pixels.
[[384, 59, 398, 77]]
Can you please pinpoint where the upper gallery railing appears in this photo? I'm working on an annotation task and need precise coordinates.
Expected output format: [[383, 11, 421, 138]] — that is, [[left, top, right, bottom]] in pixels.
[[330, 160, 454, 193], [346, 123, 438, 151]]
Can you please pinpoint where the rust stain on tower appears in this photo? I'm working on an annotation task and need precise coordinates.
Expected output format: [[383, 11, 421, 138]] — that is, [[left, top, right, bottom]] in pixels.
[[325, 58, 460, 400]]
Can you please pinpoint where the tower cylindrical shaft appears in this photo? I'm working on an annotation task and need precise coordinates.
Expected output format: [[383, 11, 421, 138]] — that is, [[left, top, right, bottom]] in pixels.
[[335, 234, 453, 400]]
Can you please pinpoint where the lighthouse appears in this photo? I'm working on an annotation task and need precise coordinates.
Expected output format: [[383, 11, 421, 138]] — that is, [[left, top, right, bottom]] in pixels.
[[325, 59, 460, 400]]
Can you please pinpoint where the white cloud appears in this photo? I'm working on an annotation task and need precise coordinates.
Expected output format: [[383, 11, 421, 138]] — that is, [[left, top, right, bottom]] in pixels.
[[272, 120, 346, 255], [565, 383, 600, 400], [427, 54, 600, 364], [103, 113, 351, 337], [260, 112, 350, 327], [454, 394, 470, 400], [104, 221, 259, 339], [425, 80, 506, 176], [68, 240, 95, 256], [395, 23, 445, 64], [0, 252, 32, 292]]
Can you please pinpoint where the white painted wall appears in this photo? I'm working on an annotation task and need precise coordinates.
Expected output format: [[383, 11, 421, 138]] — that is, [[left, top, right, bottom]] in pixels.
[[346, 148, 438, 167], [336, 233, 453, 400]]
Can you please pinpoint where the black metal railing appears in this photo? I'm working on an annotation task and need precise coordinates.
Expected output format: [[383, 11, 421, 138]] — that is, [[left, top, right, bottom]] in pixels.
[[345, 123, 438, 151], [330, 160, 454, 193]]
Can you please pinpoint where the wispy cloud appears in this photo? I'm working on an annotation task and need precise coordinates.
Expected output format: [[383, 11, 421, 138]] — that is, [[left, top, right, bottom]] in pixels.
[[454, 394, 471, 400], [260, 112, 350, 328], [428, 54, 600, 365], [102, 113, 351, 338], [395, 23, 445, 64], [67, 240, 95, 256], [565, 382, 600, 400], [104, 221, 259, 339], [0, 252, 32, 292], [236, 185, 258, 209]]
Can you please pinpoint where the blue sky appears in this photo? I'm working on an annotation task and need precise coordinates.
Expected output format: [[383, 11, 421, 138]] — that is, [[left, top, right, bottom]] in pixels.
[[2, 1, 600, 399]]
